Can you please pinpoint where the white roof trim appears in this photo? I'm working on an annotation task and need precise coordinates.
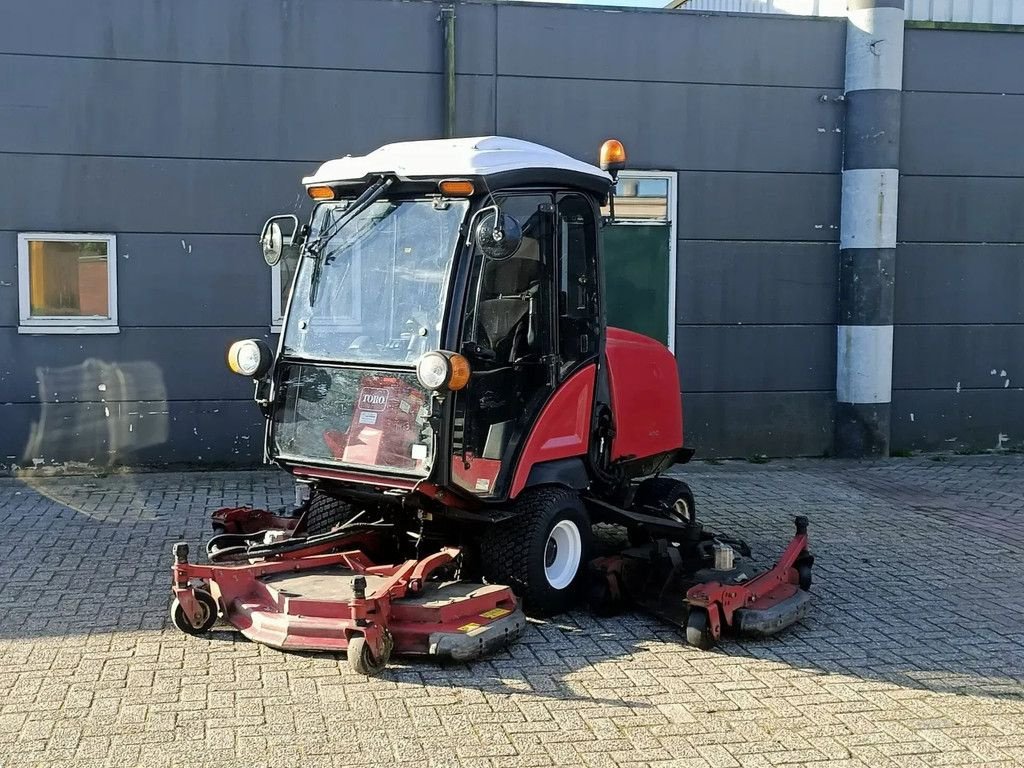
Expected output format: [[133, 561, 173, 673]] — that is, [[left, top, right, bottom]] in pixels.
[[302, 136, 612, 187]]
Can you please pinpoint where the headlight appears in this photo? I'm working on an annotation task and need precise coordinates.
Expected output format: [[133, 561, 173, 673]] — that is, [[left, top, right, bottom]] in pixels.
[[416, 351, 471, 392], [227, 339, 273, 378]]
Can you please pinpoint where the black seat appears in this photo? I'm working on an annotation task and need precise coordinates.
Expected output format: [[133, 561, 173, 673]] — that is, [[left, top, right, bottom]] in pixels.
[[476, 247, 540, 362]]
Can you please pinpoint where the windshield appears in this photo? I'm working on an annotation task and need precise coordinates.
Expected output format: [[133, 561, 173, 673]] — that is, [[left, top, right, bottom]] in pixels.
[[282, 198, 468, 365]]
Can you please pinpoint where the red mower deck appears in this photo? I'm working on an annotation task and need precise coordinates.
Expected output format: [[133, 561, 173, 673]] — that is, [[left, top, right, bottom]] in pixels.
[[170, 531, 526, 675], [589, 517, 813, 649]]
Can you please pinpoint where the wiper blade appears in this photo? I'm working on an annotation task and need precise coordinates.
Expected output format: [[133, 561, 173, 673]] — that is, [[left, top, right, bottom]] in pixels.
[[308, 176, 393, 306]]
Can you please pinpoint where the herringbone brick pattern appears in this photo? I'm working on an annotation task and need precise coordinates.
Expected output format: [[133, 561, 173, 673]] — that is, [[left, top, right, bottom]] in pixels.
[[0, 457, 1021, 767]]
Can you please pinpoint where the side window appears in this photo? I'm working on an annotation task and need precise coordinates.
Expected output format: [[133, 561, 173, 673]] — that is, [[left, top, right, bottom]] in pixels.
[[17, 233, 119, 334], [557, 194, 599, 374], [463, 194, 553, 364]]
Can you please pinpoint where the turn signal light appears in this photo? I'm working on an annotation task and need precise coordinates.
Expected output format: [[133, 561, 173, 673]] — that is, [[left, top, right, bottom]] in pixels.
[[447, 353, 471, 391], [307, 185, 336, 200], [599, 139, 627, 173], [439, 179, 475, 197]]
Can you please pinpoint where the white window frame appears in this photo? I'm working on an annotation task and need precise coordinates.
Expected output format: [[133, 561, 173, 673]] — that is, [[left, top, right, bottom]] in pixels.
[[605, 170, 678, 354], [17, 232, 119, 335]]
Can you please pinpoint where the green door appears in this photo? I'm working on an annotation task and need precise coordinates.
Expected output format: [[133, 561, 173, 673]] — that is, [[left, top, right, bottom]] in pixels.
[[601, 173, 674, 346], [602, 222, 672, 345]]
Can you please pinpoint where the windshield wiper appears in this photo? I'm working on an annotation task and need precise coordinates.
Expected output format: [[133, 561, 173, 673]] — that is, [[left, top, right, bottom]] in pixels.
[[308, 176, 393, 306]]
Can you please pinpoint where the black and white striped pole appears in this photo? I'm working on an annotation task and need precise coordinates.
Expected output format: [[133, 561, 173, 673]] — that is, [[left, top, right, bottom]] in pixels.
[[835, 0, 905, 457]]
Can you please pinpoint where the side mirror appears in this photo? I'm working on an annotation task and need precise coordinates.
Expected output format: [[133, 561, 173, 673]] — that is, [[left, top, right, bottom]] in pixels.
[[474, 207, 523, 261], [260, 214, 300, 266]]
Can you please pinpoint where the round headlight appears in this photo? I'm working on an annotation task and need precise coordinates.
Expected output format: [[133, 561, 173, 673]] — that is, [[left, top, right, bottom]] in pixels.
[[416, 351, 471, 392], [416, 352, 450, 390], [227, 339, 272, 378]]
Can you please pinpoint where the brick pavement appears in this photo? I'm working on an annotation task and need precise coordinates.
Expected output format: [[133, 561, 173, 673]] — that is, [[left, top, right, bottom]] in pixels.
[[0, 456, 1021, 767]]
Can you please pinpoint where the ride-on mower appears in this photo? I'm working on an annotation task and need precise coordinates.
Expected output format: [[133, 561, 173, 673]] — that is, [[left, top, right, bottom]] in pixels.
[[170, 137, 813, 674]]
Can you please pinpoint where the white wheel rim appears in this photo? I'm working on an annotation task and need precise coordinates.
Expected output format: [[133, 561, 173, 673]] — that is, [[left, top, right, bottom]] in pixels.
[[544, 520, 582, 590]]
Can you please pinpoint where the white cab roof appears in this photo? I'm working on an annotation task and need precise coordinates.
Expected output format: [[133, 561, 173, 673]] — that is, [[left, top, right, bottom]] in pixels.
[[302, 136, 612, 187]]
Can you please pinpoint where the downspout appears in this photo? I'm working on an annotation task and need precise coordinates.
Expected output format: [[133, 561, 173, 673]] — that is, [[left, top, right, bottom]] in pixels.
[[440, 4, 457, 139]]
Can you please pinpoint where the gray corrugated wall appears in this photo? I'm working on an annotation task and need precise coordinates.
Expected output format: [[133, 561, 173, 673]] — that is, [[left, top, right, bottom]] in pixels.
[[0, 0, 1020, 468], [0, 0, 447, 468], [457, 3, 847, 457], [892, 27, 1024, 452]]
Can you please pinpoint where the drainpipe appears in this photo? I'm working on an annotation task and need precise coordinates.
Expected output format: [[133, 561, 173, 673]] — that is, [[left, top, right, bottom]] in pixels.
[[440, 4, 457, 139], [835, 0, 905, 457]]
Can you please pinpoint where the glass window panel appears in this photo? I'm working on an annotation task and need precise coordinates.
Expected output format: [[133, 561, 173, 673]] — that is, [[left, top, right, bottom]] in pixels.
[[600, 175, 669, 220], [28, 239, 109, 318]]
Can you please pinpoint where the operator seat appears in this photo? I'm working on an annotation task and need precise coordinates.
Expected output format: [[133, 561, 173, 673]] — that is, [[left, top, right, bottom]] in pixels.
[[476, 237, 541, 363]]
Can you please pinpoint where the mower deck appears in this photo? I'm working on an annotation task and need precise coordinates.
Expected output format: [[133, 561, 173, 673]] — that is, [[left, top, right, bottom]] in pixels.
[[590, 516, 813, 648], [171, 505, 813, 672], [170, 532, 526, 675]]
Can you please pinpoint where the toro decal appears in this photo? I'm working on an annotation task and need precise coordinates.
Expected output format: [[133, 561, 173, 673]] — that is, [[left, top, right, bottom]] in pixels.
[[358, 387, 390, 412]]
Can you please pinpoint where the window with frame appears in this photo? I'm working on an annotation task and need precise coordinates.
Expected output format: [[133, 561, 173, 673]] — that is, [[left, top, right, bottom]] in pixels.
[[18, 233, 118, 334], [600, 175, 670, 221]]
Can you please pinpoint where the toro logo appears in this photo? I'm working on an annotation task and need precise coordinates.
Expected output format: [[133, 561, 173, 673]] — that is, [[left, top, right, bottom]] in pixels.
[[358, 387, 389, 412]]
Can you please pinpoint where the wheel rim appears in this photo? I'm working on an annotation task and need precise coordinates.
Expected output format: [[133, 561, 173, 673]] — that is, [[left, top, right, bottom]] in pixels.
[[543, 520, 582, 590]]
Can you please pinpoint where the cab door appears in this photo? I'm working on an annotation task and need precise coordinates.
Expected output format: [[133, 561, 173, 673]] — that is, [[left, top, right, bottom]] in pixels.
[[450, 193, 556, 497]]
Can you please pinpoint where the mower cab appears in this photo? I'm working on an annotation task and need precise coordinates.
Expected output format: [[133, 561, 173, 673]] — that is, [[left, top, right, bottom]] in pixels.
[[171, 137, 813, 674]]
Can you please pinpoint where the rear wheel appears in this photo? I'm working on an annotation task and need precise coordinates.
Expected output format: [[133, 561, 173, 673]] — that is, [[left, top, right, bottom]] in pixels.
[[304, 492, 355, 536], [628, 477, 696, 545], [480, 486, 592, 617]]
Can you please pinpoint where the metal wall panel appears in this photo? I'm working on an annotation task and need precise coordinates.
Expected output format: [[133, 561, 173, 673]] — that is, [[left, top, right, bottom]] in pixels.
[[678, 172, 840, 241], [495, 78, 844, 174], [0, 54, 442, 161], [892, 325, 1024, 390], [0, 0, 445, 72], [677, 325, 836, 393], [901, 92, 1024, 176], [496, 4, 846, 87], [0, 327, 268, 404], [0, 233, 275, 330], [892, 390, 1024, 452], [895, 244, 1024, 325], [904, 29, 1024, 94], [677, 241, 838, 325], [898, 176, 1024, 243], [3, 399, 264, 469], [0, 154, 314, 235], [684, 392, 835, 457]]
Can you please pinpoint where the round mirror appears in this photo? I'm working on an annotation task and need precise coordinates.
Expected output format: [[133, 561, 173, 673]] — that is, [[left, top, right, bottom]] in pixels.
[[261, 222, 284, 266], [475, 211, 522, 261]]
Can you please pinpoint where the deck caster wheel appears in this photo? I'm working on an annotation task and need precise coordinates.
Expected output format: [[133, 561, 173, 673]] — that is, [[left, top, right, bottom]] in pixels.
[[797, 563, 813, 592], [170, 590, 218, 635], [685, 608, 715, 650], [348, 633, 392, 677]]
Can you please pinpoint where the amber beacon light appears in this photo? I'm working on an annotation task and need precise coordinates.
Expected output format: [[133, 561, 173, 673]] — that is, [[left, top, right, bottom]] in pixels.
[[599, 139, 627, 178]]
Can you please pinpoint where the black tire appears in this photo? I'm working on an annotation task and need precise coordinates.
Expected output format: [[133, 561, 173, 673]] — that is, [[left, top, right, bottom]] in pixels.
[[685, 608, 715, 650], [304, 492, 355, 536], [347, 633, 391, 676], [480, 486, 592, 617], [798, 563, 813, 592], [170, 590, 218, 635], [628, 477, 696, 545]]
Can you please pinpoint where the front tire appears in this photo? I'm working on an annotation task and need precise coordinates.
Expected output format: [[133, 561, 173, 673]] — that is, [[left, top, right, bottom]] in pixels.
[[480, 486, 592, 617], [304, 492, 355, 536]]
